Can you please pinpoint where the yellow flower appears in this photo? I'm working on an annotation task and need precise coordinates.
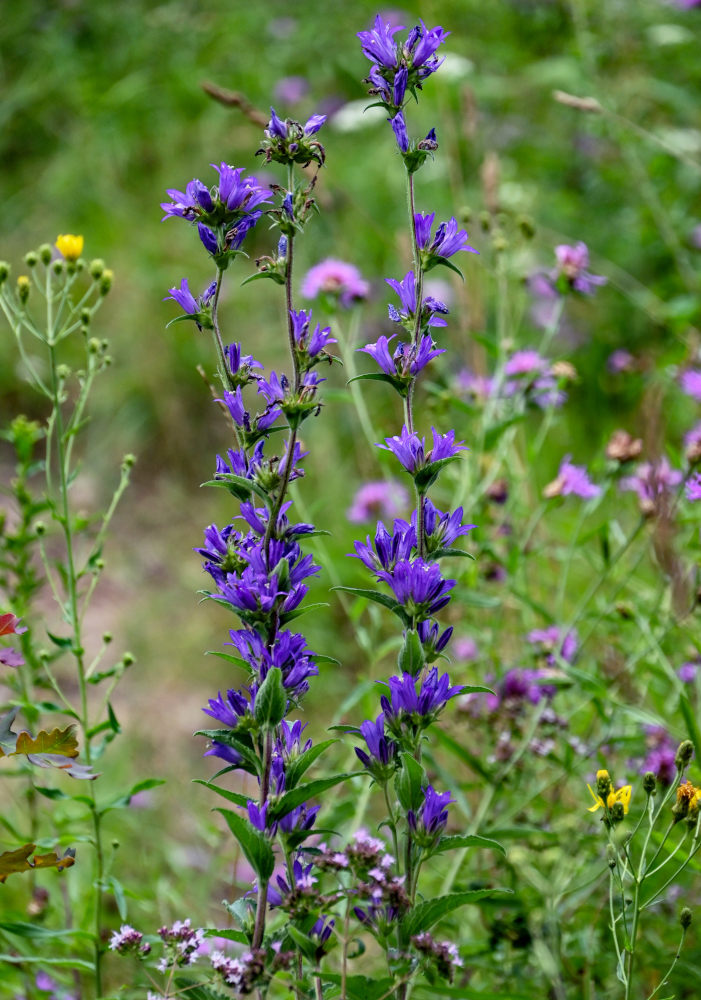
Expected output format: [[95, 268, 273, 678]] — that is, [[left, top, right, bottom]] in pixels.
[[55, 234, 84, 261], [587, 781, 631, 814]]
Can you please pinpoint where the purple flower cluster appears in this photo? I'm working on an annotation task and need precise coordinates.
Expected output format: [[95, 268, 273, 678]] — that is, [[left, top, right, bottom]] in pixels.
[[301, 258, 370, 308]]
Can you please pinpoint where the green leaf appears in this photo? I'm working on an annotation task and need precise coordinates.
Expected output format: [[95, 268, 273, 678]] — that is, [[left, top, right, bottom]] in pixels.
[[205, 650, 249, 669], [195, 729, 259, 775], [332, 586, 409, 625], [241, 270, 286, 287], [414, 455, 461, 493], [215, 808, 275, 881], [461, 590, 502, 609], [314, 654, 341, 666], [460, 685, 496, 696], [0, 954, 94, 972], [321, 974, 395, 1000], [269, 773, 360, 822], [108, 875, 128, 920], [287, 924, 317, 961], [431, 547, 475, 561], [428, 256, 465, 281], [347, 373, 401, 390], [395, 752, 427, 812], [430, 833, 505, 856], [0, 921, 91, 940], [200, 474, 270, 506], [254, 667, 287, 729], [398, 629, 424, 674], [285, 739, 338, 789], [45, 631, 73, 649], [193, 779, 252, 808], [402, 888, 512, 935], [280, 601, 329, 625]]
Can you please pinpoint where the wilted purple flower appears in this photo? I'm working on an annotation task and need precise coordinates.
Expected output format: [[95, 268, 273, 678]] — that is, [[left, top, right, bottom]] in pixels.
[[347, 480, 409, 523], [301, 258, 370, 307], [680, 369, 701, 401], [544, 455, 601, 500], [553, 242, 606, 295], [686, 472, 701, 501]]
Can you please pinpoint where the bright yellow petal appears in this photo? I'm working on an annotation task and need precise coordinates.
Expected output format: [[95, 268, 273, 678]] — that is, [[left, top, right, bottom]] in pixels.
[[587, 784, 603, 811]]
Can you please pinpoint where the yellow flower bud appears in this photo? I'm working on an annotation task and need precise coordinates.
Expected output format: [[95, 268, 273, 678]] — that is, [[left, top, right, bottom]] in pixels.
[[55, 234, 84, 262]]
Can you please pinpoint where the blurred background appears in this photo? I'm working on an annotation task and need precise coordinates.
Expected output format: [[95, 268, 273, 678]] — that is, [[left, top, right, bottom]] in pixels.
[[1, 0, 701, 986]]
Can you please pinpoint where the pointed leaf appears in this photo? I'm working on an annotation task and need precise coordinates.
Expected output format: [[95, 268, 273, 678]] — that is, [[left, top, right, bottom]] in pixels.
[[279, 602, 330, 625], [402, 888, 512, 935], [269, 773, 361, 822], [398, 629, 424, 674], [215, 808, 275, 881], [429, 256, 465, 281], [285, 739, 338, 789], [193, 779, 252, 809], [431, 547, 475, 561], [395, 752, 427, 812], [430, 834, 505, 856], [254, 667, 287, 729]]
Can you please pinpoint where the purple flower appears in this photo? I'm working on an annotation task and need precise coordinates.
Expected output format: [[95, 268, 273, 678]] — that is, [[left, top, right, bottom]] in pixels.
[[553, 242, 606, 295], [393, 66, 408, 106], [410, 21, 450, 76], [385, 270, 449, 329], [290, 309, 337, 358], [347, 480, 409, 523], [378, 425, 467, 474], [357, 15, 403, 69], [377, 558, 455, 616], [247, 801, 270, 833], [680, 369, 701, 402], [355, 712, 397, 771], [679, 661, 698, 683], [359, 333, 445, 382], [544, 455, 601, 500], [304, 114, 327, 135], [0, 646, 23, 668], [390, 111, 409, 152], [607, 349, 636, 374], [527, 626, 578, 665], [198, 223, 218, 255], [456, 368, 493, 402], [164, 278, 210, 315], [686, 472, 701, 502], [407, 785, 455, 844], [161, 164, 271, 234], [274, 75, 309, 104], [301, 258, 370, 307], [419, 499, 475, 550], [352, 518, 417, 575], [504, 349, 548, 377], [380, 668, 464, 727], [619, 459, 682, 511], [415, 212, 478, 261], [417, 619, 453, 660], [203, 686, 254, 728], [641, 727, 678, 785]]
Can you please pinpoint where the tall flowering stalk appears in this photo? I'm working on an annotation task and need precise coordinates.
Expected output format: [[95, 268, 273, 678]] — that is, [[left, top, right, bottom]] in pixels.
[[0, 242, 139, 998]]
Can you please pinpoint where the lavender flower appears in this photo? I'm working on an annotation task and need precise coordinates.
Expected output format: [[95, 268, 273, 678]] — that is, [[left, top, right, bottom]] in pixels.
[[290, 308, 337, 361], [640, 727, 678, 785], [347, 480, 409, 523], [161, 165, 271, 238], [378, 425, 467, 476], [376, 558, 455, 617], [380, 667, 464, 735], [553, 242, 606, 295], [680, 369, 701, 402], [619, 458, 682, 513], [301, 258, 370, 307], [390, 111, 409, 152], [352, 518, 417, 575], [543, 455, 601, 500], [407, 785, 455, 846], [355, 712, 397, 776], [359, 333, 445, 387], [686, 472, 701, 502], [386, 271, 449, 329], [0, 646, 23, 668], [414, 211, 478, 266], [679, 660, 699, 684], [528, 626, 578, 665], [164, 278, 217, 325]]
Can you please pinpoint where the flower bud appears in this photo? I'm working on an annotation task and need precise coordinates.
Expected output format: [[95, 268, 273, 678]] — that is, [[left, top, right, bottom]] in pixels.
[[610, 801, 625, 824], [491, 234, 508, 254], [606, 844, 617, 868], [88, 338, 101, 354], [38, 244, 53, 265], [0, 261, 10, 283], [56, 364, 71, 381], [517, 214, 536, 239], [122, 453, 136, 469], [479, 211, 491, 232], [89, 259, 105, 279], [676, 740, 694, 771], [596, 769, 613, 798], [102, 632, 113, 644], [642, 771, 657, 796], [52, 259, 64, 276], [35, 521, 46, 536], [24, 251, 39, 268], [459, 206, 472, 224], [123, 652, 135, 667], [17, 275, 30, 304], [81, 308, 91, 326], [99, 269, 113, 295], [606, 429, 643, 464], [681, 907, 692, 930], [95, 558, 105, 570]]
